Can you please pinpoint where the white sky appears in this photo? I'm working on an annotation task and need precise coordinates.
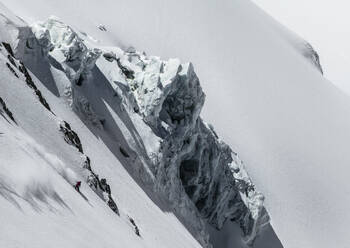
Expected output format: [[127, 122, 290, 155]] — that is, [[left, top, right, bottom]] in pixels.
[[253, 0, 350, 94]]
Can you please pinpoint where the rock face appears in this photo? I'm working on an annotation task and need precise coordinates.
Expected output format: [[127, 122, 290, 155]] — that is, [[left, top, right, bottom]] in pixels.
[[59, 121, 83, 153], [0, 97, 15, 122], [122, 50, 267, 245], [23, 17, 268, 247]]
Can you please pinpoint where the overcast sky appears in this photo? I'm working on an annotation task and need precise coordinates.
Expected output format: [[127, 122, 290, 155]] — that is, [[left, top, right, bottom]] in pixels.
[[253, 0, 350, 94]]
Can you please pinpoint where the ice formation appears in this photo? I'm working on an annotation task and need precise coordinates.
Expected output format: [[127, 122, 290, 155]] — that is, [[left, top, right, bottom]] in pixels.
[[4, 15, 268, 247], [117, 48, 268, 245]]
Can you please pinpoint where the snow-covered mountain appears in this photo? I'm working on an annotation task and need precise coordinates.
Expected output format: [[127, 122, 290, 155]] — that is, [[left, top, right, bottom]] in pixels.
[[0, 3, 271, 248], [0, 1, 349, 248]]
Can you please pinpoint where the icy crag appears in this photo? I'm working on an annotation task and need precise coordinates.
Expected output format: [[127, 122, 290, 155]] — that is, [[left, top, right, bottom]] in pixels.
[[122, 50, 268, 245], [23, 16, 268, 247]]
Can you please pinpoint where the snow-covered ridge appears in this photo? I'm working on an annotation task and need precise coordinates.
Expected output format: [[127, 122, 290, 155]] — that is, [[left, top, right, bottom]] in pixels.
[[0, 12, 268, 248], [26, 17, 267, 246]]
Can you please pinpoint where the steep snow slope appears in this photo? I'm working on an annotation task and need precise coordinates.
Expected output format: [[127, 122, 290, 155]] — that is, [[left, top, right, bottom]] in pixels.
[[253, 0, 350, 95], [0, 0, 349, 248], [0, 3, 273, 248], [0, 6, 203, 248]]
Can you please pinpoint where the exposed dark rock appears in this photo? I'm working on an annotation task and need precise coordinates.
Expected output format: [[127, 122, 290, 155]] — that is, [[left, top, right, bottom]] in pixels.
[[18, 62, 52, 112], [76, 74, 84, 86], [129, 217, 141, 236], [59, 121, 83, 153], [119, 147, 130, 158], [107, 196, 119, 215], [99, 119, 106, 126], [2, 42, 14, 57], [303, 42, 323, 74], [103, 52, 116, 62], [83, 156, 92, 171], [85, 167, 119, 215], [6, 63, 19, 78], [98, 25, 107, 32], [0, 97, 15, 122], [20, 62, 37, 90], [100, 178, 111, 195], [87, 174, 98, 189], [7, 55, 17, 68], [116, 58, 134, 79], [58, 124, 120, 217], [34, 89, 51, 111]]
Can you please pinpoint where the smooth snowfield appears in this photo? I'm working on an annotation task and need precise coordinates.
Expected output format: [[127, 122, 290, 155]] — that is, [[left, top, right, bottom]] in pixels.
[[253, 0, 350, 95], [0, 0, 349, 247]]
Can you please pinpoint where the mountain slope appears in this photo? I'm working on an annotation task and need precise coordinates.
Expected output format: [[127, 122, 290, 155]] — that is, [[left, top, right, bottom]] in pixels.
[[0, 0, 349, 248], [0, 3, 273, 248], [0, 6, 203, 248]]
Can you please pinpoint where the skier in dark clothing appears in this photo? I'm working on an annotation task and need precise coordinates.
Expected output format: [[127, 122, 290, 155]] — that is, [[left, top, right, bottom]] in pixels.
[[75, 181, 81, 192]]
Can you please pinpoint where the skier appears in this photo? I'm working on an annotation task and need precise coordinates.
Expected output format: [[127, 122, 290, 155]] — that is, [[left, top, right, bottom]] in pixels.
[[75, 181, 81, 192]]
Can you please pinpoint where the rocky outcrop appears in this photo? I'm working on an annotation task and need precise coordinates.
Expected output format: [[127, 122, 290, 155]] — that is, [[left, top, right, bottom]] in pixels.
[[128, 217, 141, 237], [59, 121, 83, 153], [19, 62, 52, 112], [2, 41, 52, 112], [5, 62, 18, 78], [32, 16, 102, 84], [0, 97, 15, 122], [32, 17, 102, 128], [93, 45, 266, 245], [301, 42, 323, 74], [2, 42, 14, 57], [121, 51, 267, 245], [23, 17, 266, 247], [58, 120, 120, 215]]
